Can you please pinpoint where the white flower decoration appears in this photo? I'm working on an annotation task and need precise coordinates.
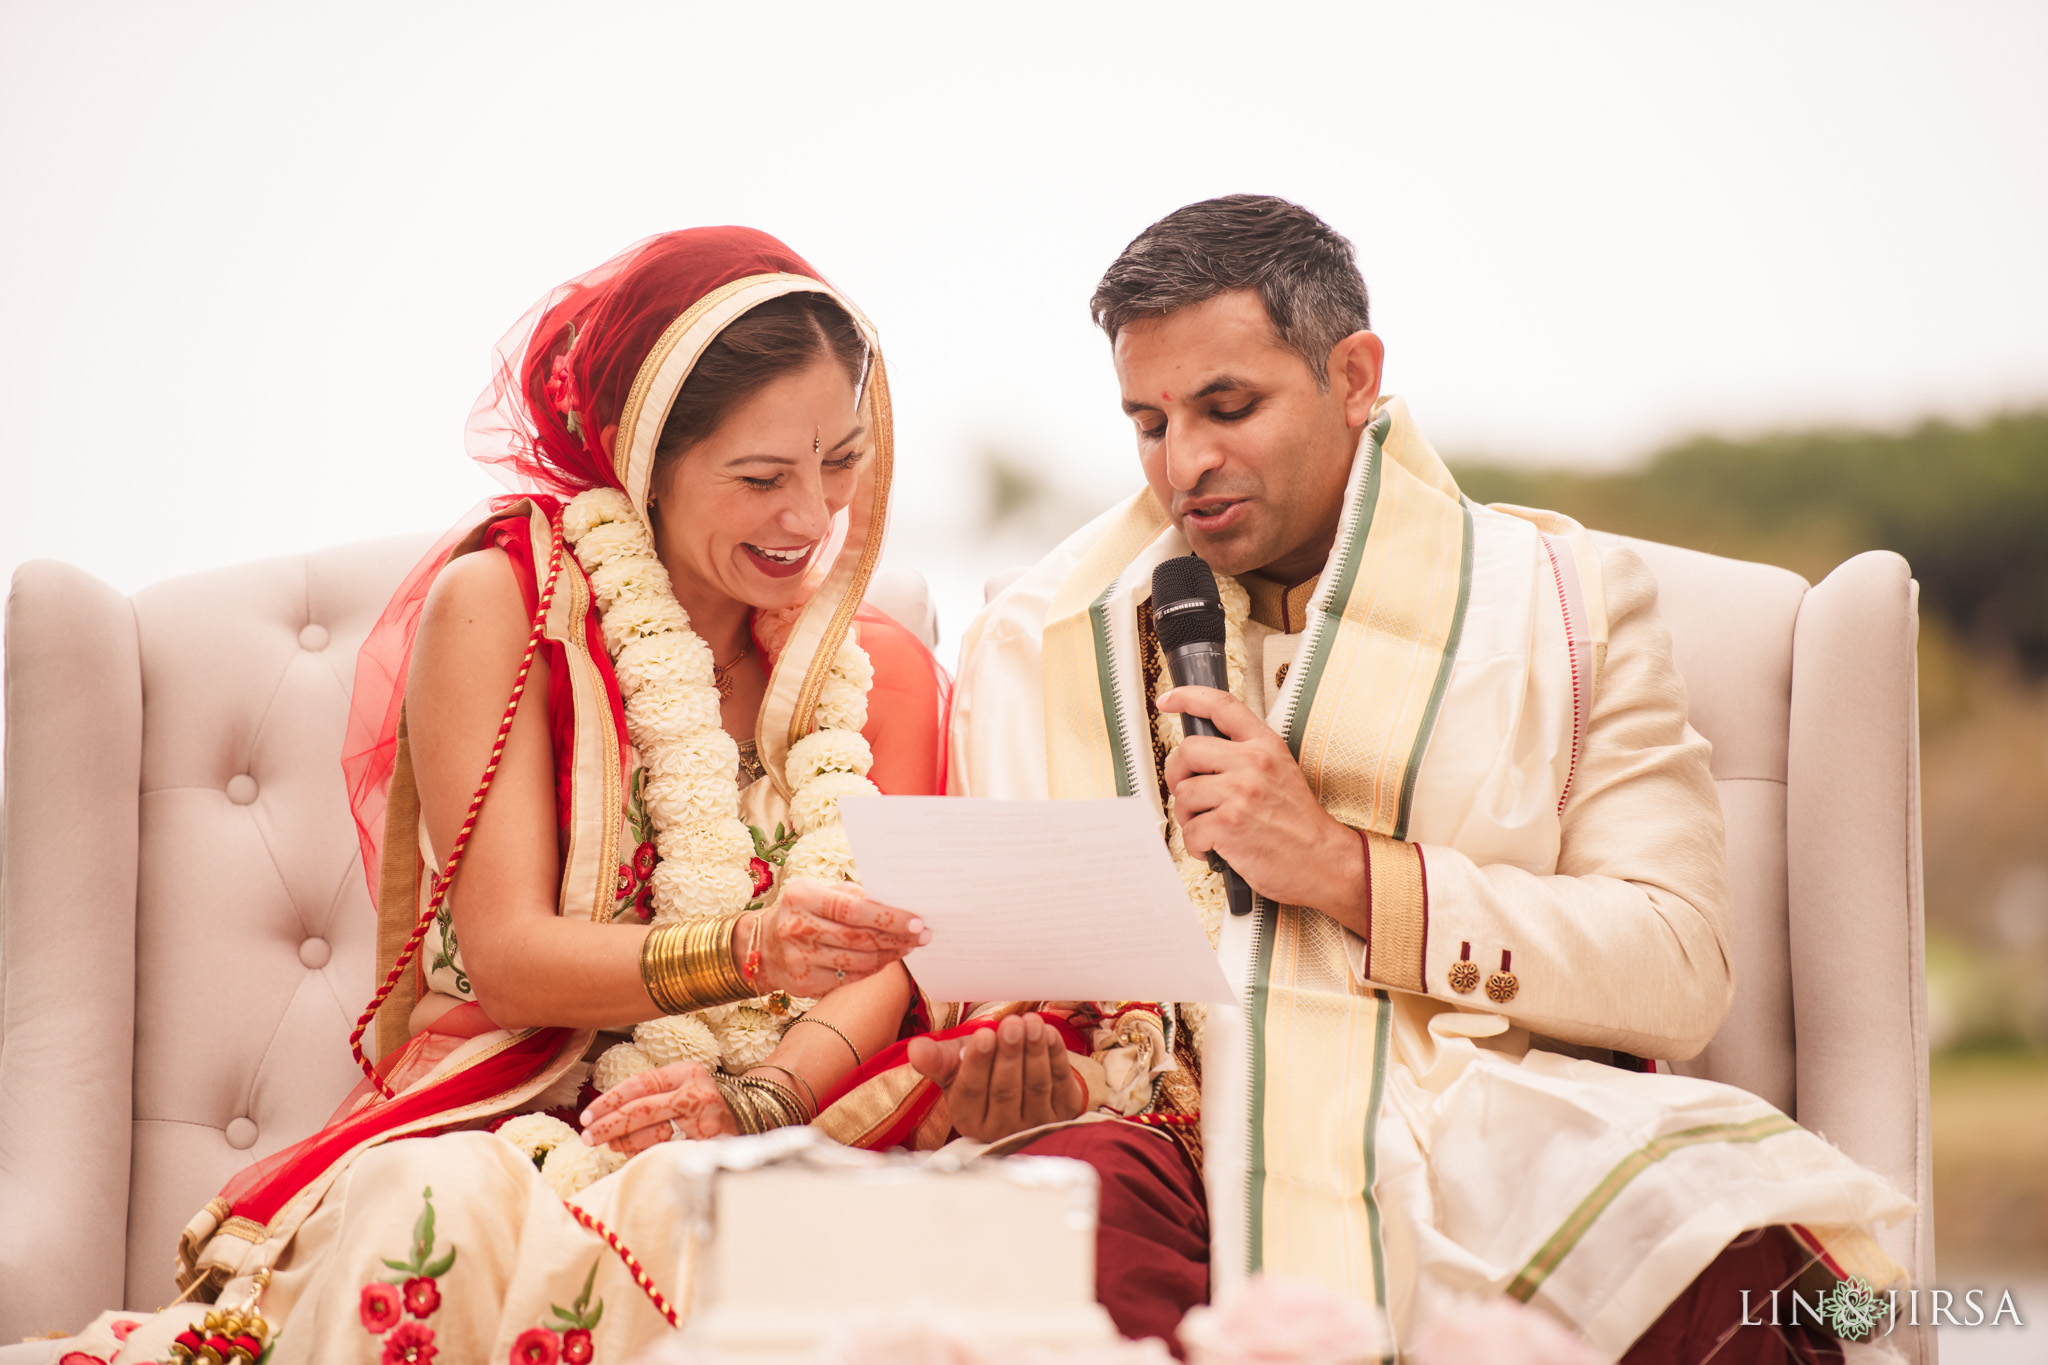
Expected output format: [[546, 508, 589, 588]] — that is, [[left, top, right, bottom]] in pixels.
[[625, 683, 723, 746], [572, 517, 656, 568], [497, 1112, 579, 1166], [654, 817, 754, 870], [706, 1006, 780, 1073], [587, 555, 674, 612], [562, 485, 879, 1106], [614, 631, 716, 697], [649, 859, 754, 920], [633, 1012, 723, 1071], [561, 488, 636, 541], [786, 728, 875, 783], [591, 1041, 655, 1093], [541, 1139, 622, 1200], [813, 675, 869, 732], [788, 771, 881, 836], [783, 830, 858, 884]]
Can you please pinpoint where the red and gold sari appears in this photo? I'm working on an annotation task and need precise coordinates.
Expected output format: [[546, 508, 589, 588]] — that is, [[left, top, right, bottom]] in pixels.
[[67, 229, 951, 1365]]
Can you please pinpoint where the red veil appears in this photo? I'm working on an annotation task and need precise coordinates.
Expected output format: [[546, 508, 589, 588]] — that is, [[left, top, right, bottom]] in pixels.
[[343, 228, 861, 902]]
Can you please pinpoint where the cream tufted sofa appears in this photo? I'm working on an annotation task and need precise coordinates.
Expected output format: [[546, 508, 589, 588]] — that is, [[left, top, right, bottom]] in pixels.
[[0, 534, 1933, 1362]]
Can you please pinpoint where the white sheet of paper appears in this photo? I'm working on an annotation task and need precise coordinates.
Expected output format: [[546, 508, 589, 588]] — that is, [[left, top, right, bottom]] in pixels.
[[835, 795, 1236, 1004]]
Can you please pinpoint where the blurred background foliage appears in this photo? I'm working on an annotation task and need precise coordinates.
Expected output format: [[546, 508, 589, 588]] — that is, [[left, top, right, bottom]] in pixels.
[[1455, 411, 2048, 1272]]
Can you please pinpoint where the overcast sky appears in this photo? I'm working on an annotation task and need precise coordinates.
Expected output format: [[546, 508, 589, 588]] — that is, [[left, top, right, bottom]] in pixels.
[[3, 0, 2044, 650]]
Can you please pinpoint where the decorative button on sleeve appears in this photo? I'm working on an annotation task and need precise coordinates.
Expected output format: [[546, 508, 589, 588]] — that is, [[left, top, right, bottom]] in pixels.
[[1485, 950, 1519, 1004], [1448, 941, 1480, 994]]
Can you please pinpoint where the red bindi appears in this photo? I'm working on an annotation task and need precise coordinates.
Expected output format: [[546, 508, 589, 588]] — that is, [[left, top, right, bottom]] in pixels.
[[1162, 391, 1173, 402]]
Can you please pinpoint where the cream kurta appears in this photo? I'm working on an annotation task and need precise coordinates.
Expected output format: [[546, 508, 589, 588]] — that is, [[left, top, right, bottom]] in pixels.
[[947, 398, 1911, 1359]]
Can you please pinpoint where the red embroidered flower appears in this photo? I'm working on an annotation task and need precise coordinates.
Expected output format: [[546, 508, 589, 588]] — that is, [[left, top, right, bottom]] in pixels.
[[633, 840, 658, 879], [110, 1319, 141, 1340], [511, 1327, 561, 1365], [616, 864, 635, 896], [58, 1353, 108, 1365], [749, 856, 774, 896], [403, 1274, 442, 1318], [635, 884, 655, 922], [382, 1319, 438, 1364], [561, 1328, 594, 1364], [360, 1281, 404, 1333]]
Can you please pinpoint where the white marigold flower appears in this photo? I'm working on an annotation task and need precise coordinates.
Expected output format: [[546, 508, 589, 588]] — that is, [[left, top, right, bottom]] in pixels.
[[641, 727, 740, 782], [643, 760, 741, 829], [827, 636, 875, 691], [573, 517, 655, 568], [633, 1013, 723, 1071], [785, 728, 874, 784], [650, 859, 754, 919], [654, 818, 753, 870], [601, 590, 691, 655], [592, 1041, 655, 1093], [615, 631, 716, 697], [541, 1139, 614, 1199], [783, 831, 858, 884], [788, 771, 879, 836], [625, 681, 722, 746], [1180, 861, 1225, 946], [562, 488, 636, 541], [497, 1112, 579, 1165], [813, 676, 869, 733], [1215, 573, 1250, 622], [706, 1006, 781, 1073], [588, 555, 674, 613]]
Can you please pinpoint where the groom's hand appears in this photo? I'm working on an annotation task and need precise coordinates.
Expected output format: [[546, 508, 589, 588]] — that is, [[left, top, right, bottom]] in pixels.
[[1159, 685, 1368, 927], [908, 1013, 1087, 1142]]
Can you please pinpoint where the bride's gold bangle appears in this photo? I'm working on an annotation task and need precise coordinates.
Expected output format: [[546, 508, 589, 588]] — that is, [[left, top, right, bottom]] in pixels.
[[714, 1073, 809, 1134], [640, 914, 751, 1014]]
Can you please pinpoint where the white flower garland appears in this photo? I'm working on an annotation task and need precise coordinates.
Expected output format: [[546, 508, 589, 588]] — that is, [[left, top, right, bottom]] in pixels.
[[1153, 572, 1251, 1052], [560, 488, 876, 1118]]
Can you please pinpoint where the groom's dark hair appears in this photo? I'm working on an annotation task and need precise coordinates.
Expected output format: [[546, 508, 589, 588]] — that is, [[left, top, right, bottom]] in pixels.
[[1090, 194, 1371, 391]]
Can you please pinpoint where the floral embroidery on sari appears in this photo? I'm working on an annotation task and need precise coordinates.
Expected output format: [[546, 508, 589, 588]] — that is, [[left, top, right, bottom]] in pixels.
[[511, 1259, 604, 1364], [359, 1187, 456, 1363]]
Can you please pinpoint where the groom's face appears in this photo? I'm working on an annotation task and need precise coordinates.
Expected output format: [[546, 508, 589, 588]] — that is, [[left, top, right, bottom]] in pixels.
[[1113, 289, 1366, 582]]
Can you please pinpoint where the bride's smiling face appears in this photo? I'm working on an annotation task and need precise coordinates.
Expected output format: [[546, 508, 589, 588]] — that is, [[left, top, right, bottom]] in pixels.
[[647, 358, 866, 612]]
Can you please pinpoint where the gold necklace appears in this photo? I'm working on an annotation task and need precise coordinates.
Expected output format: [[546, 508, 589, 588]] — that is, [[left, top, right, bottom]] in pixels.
[[712, 641, 751, 700]]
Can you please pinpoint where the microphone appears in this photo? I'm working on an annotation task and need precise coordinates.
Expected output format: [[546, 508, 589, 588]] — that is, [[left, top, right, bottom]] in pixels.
[[1151, 554, 1256, 917]]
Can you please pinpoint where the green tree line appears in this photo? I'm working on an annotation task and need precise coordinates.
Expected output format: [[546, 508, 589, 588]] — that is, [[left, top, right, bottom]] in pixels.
[[1451, 411, 2048, 673]]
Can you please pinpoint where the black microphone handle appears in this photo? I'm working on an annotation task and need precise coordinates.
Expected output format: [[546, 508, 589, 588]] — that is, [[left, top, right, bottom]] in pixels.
[[1162, 641, 1258, 916]]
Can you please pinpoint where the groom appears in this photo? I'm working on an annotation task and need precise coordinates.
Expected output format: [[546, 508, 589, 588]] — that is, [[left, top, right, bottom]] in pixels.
[[907, 195, 1907, 1360]]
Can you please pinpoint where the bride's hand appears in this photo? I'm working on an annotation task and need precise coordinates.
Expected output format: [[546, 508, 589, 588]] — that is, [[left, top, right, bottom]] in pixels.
[[749, 878, 929, 997], [578, 1060, 736, 1155]]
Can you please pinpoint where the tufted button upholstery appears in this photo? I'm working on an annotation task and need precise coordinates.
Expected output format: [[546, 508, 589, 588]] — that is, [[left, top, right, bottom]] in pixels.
[[0, 533, 948, 1336]]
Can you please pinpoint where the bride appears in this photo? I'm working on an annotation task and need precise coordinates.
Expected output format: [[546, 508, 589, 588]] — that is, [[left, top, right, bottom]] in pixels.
[[67, 228, 957, 1364]]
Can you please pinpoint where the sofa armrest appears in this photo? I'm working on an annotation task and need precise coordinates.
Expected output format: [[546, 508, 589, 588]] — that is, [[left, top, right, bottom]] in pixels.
[[0, 562, 142, 1336], [1786, 550, 1935, 1356]]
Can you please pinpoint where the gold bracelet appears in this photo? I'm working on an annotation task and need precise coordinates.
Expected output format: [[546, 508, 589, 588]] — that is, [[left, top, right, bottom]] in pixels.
[[736, 1074, 809, 1129], [713, 1075, 767, 1135], [749, 1063, 820, 1120], [788, 1014, 863, 1066], [713, 1073, 807, 1134], [640, 914, 752, 1014]]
